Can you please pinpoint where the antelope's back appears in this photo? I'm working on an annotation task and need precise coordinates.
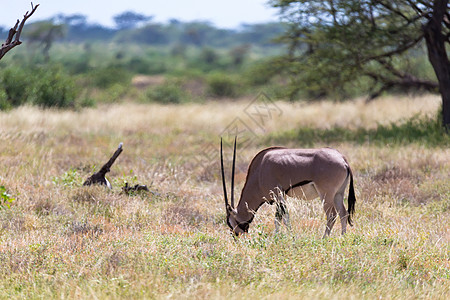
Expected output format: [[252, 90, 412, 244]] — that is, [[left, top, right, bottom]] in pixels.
[[258, 147, 348, 190]]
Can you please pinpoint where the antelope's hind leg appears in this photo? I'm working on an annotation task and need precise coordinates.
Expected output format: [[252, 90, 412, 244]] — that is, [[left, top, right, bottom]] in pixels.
[[322, 193, 338, 238], [334, 175, 350, 235], [334, 190, 349, 235]]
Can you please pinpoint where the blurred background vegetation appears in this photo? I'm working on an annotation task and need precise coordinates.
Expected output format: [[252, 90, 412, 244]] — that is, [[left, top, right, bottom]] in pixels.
[[0, 9, 438, 110]]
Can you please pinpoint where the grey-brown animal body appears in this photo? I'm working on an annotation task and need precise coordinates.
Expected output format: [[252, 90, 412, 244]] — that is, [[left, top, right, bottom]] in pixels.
[[221, 140, 356, 237]]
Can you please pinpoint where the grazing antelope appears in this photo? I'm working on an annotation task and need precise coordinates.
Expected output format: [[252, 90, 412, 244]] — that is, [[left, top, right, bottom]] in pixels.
[[220, 138, 356, 238]]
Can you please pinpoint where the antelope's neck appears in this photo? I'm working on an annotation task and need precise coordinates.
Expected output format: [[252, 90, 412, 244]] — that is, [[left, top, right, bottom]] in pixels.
[[235, 193, 263, 223]]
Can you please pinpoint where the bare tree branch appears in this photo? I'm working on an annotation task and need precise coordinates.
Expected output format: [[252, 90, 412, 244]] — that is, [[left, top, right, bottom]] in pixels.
[[444, 11, 450, 29], [366, 77, 438, 101], [365, 61, 439, 101], [374, 0, 412, 22], [366, 82, 394, 101], [406, 0, 425, 16], [364, 34, 424, 62], [0, 3, 39, 60], [416, 0, 434, 9]]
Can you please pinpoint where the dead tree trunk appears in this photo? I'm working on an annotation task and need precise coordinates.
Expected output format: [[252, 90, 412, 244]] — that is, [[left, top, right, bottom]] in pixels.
[[83, 143, 123, 189]]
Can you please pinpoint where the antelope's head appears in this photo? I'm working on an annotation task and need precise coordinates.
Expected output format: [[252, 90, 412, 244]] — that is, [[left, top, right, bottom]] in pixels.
[[220, 137, 248, 236]]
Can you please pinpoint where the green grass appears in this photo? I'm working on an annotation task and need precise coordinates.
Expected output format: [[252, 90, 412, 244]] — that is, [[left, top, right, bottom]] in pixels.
[[0, 185, 15, 209]]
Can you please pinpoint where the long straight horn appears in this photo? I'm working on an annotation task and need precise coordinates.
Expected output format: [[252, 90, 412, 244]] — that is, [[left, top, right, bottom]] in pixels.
[[231, 136, 237, 208], [220, 138, 229, 208]]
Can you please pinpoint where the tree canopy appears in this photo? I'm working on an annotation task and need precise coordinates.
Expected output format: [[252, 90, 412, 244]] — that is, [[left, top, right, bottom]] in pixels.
[[113, 11, 153, 30], [271, 0, 450, 129]]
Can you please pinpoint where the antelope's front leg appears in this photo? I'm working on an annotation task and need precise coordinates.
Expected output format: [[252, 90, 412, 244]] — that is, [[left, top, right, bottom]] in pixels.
[[274, 190, 290, 233]]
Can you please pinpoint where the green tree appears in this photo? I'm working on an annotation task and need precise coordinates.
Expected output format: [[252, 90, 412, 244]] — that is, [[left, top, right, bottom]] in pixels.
[[271, 0, 450, 130], [229, 44, 251, 66], [26, 21, 66, 62], [181, 22, 216, 46], [113, 11, 152, 30]]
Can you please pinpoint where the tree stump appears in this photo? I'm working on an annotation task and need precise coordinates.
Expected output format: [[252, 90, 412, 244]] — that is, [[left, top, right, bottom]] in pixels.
[[83, 143, 123, 189]]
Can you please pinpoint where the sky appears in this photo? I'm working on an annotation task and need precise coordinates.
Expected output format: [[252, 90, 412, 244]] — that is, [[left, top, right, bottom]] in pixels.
[[0, 0, 280, 29]]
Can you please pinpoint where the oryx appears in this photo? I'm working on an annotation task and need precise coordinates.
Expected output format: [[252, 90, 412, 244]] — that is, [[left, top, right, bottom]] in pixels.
[[220, 138, 356, 237]]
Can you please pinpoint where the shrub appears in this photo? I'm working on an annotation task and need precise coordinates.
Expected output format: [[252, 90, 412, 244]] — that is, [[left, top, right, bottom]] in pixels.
[[0, 66, 81, 109], [200, 48, 219, 65], [0, 68, 30, 106], [102, 83, 129, 103], [244, 60, 278, 86], [126, 57, 167, 75], [66, 57, 90, 74], [52, 169, 83, 187], [0, 185, 14, 209], [88, 65, 132, 88], [0, 88, 10, 110], [206, 73, 239, 98], [30, 67, 79, 108], [145, 81, 186, 104]]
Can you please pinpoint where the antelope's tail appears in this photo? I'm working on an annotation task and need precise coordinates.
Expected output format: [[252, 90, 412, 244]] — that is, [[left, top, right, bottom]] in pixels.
[[347, 167, 356, 226]]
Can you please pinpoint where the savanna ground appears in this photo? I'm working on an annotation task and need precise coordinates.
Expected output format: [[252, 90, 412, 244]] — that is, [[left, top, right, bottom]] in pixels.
[[0, 94, 449, 299]]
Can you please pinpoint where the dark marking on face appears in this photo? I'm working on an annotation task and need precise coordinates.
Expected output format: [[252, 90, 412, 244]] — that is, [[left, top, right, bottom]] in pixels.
[[227, 215, 255, 236], [237, 221, 250, 233]]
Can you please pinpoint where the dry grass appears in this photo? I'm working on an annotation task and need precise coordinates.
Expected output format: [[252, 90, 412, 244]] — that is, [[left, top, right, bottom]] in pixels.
[[0, 95, 449, 299]]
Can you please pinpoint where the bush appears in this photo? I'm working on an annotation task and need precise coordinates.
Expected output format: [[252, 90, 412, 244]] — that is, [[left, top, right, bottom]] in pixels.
[[0, 68, 30, 106], [200, 48, 219, 65], [126, 57, 167, 75], [0, 66, 81, 109], [206, 73, 239, 98], [102, 83, 129, 103], [244, 60, 278, 86], [88, 65, 132, 88], [66, 57, 90, 74], [0, 185, 14, 209], [145, 81, 186, 104], [0, 88, 10, 110], [30, 67, 79, 108]]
